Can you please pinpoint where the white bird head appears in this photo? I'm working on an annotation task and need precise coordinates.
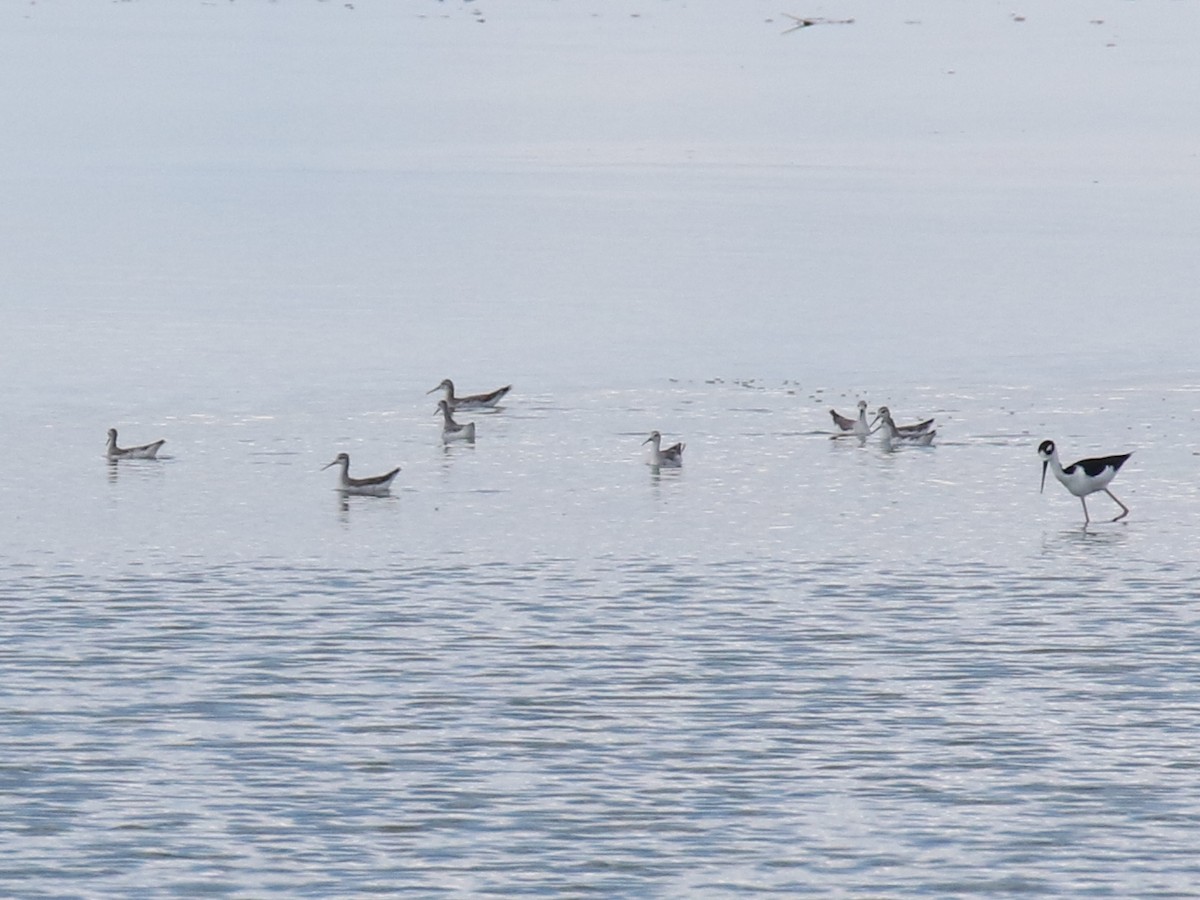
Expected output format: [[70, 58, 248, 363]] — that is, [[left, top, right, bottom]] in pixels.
[[322, 452, 350, 471]]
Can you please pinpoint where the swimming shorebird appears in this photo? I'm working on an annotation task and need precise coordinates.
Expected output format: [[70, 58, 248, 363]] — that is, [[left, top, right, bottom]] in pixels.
[[870, 406, 934, 437], [873, 407, 936, 447], [1038, 439, 1132, 524], [830, 401, 871, 438], [427, 378, 511, 410], [322, 452, 400, 496], [643, 430, 685, 467], [437, 399, 476, 443], [106, 427, 165, 460]]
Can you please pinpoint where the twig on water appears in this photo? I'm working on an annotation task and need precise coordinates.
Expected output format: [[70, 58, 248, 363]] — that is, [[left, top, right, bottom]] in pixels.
[[781, 14, 855, 34]]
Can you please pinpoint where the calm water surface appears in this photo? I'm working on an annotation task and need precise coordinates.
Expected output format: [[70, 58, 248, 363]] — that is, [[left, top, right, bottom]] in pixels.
[[3, 375, 1200, 897], [4, 3, 1200, 895]]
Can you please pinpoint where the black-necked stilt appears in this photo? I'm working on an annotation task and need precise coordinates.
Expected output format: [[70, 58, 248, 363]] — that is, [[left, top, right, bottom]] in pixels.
[[643, 430, 685, 467], [1038, 440, 1131, 524], [106, 427, 165, 460], [872, 407, 936, 447], [830, 401, 871, 438], [436, 399, 476, 443], [322, 452, 400, 496], [427, 378, 511, 410]]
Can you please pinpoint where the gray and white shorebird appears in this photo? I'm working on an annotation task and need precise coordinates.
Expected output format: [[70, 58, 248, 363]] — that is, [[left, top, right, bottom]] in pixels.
[[427, 378, 511, 410], [872, 407, 936, 447], [106, 427, 165, 460], [870, 406, 935, 437], [322, 452, 400, 496], [437, 399, 476, 443], [643, 430, 685, 467], [830, 400, 871, 438], [1038, 439, 1131, 524]]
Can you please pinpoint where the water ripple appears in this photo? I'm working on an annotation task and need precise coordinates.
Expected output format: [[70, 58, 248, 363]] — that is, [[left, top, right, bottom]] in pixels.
[[3, 556, 1200, 896]]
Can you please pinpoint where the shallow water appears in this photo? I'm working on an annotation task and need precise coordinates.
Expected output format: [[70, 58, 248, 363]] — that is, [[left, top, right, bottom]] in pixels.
[[4, 1, 1200, 896], [7, 551, 1200, 897], [4, 378, 1200, 897]]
